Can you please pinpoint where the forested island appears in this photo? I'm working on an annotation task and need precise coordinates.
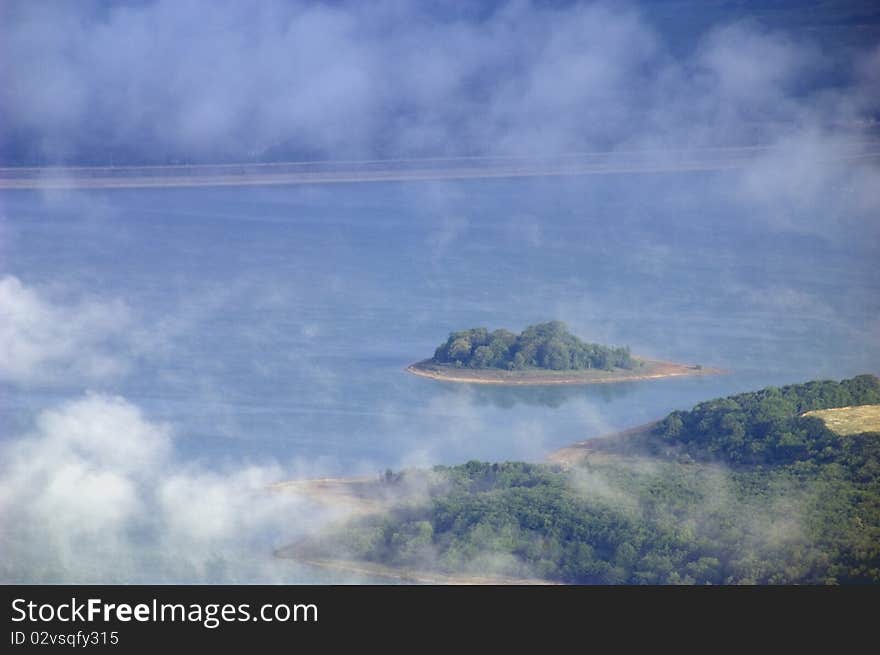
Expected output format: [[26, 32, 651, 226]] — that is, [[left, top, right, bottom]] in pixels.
[[407, 321, 718, 385], [283, 374, 880, 584], [434, 321, 634, 370]]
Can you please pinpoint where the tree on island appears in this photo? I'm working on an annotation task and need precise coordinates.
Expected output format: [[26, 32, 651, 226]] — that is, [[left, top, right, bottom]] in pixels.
[[432, 321, 634, 371]]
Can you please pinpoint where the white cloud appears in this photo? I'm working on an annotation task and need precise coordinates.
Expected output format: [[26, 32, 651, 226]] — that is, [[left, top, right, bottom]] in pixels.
[[0, 275, 133, 386], [695, 22, 819, 121], [732, 130, 880, 235], [0, 393, 339, 583], [2, 1, 877, 165], [2, 1, 875, 243]]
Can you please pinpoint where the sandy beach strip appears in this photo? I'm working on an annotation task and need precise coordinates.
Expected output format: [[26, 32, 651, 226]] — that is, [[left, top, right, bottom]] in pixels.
[[405, 358, 724, 386]]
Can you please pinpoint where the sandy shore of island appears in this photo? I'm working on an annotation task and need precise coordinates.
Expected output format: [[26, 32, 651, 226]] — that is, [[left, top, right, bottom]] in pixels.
[[406, 358, 724, 386]]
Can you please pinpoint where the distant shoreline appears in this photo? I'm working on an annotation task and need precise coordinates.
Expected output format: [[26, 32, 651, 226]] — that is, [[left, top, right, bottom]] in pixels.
[[0, 164, 751, 190], [405, 357, 723, 386], [4, 143, 875, 190]]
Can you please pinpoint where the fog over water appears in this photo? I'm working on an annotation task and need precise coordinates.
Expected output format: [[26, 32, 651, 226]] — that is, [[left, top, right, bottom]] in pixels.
[[1, 0, 878, 582], [2, 176, 878, 471]]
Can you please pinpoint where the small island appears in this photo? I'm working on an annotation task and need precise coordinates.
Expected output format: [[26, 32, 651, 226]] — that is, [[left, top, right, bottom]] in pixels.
[[406, 321, 720, 385]]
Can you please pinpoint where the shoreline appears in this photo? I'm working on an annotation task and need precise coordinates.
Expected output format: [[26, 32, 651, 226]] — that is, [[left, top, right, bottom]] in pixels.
[[405, 358, 724, 386], [545, 422, 660, 467], [269, 476, 386, 517], [281, 554, 553, 585], [273, 420, 662, 582]]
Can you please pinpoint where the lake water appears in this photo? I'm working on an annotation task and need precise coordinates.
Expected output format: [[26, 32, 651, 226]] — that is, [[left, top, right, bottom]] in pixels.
[[2, 173, 879, 582], [2, 173, 879, 474]]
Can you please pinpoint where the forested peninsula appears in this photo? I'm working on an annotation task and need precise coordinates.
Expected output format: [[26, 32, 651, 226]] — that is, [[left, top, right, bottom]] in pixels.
[[407, 321, 719, 385], [283, 375, 880, 584]]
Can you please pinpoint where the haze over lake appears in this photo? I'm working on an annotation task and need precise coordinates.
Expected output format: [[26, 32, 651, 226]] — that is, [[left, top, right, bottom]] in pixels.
[[3, 172, 878, 477], [2, 0, 879, 584]]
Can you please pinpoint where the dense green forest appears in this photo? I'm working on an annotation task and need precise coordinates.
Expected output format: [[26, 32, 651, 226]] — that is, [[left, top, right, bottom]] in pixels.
[[302, 375, 880, 584], [431, 321, 634, 371], [654, 374, 880, 465]]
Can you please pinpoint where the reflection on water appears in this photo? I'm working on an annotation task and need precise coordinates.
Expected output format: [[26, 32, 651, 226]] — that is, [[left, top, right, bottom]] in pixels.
[[439, 378, 638, 409]]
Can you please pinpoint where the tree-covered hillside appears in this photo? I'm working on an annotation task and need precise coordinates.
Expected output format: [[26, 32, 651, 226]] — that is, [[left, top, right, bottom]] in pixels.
[[300, 375, 880, 584], [654, 374, 880, 465], [431, 321, 634, 371]]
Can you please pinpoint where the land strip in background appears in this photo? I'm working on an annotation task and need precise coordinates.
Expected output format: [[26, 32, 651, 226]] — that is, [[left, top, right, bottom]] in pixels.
[[3, 143, 878, 189]]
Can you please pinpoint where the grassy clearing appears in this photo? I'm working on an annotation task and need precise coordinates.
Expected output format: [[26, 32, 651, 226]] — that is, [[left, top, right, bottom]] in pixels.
[[803, 404, 880, 436]]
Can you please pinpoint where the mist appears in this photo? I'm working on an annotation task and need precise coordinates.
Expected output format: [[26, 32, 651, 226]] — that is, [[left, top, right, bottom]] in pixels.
[[1, 1, 879, 583], [0, 391, 386, 583], [1, 1, 878, 165]]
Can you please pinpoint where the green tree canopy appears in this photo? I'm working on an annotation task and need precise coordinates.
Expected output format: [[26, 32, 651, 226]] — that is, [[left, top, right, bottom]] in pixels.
[[432, 321, 633, 371], [305, 376, 880, 585], [654, 374, 880, 465]]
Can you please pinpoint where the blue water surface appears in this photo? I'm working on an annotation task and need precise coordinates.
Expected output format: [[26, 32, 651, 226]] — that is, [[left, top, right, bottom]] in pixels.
[[2, 174, 878, 474]]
